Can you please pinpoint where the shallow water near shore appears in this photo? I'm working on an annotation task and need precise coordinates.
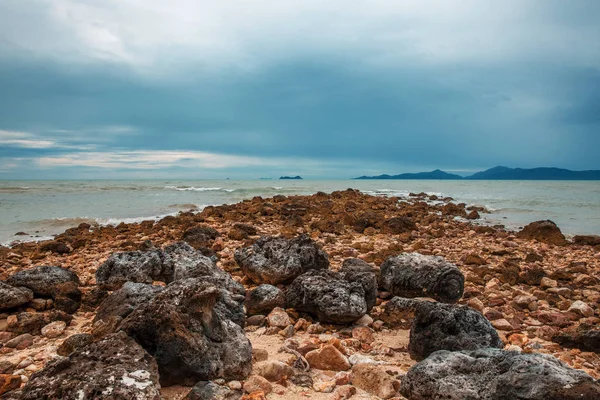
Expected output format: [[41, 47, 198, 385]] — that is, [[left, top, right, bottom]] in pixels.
[[1, 179, 599, 245]]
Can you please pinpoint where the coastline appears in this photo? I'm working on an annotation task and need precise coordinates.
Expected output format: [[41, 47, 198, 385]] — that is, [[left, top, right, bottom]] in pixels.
[[1, 190, 600, 398]]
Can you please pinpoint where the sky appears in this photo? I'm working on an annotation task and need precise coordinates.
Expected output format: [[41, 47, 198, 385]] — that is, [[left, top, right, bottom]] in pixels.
[[0, 0, 599, 179]]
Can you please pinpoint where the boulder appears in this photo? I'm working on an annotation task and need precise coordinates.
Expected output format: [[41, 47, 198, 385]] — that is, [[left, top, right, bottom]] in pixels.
[[380, 253, 464, 303], [400, 348, 600, 400], [20, 331, 161, 400], [338, 264, 378, 311], [57, 333, 94, 356], [7, 311, 72, 335], [0, 282, 33, 311], [184, 381, 241, 400], [517, 220, 567, 246], [245, 284, 285, 316], [286, 270, 368, 324], [119, 278, 252, 385], [182, 225, 220, 249], [95, 250, 166, 290], [573, 235, 600, 246], [408, 302, 503, 361], [234, 235, 329, 284], [553, 326, 600, 353], [94, 282, 164, 323], [7, 266, 80, 297]]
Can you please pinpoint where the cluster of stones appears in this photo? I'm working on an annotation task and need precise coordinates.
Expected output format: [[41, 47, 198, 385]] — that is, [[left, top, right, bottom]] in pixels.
[[0, 190, 599, 399]]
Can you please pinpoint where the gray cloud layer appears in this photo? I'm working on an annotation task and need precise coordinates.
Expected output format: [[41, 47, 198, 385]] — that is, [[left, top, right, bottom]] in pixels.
[[1, 0, 599, 178]]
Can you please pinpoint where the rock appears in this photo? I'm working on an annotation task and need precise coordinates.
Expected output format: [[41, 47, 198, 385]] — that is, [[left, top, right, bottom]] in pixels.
[[568, 300, 595, 317], [0, 361, 15, 374], [351, 326, 374, 344], [332, 385, 356, 400], [305, 345, 351, 371], [245, 285, 285, 316], [379, 297, 423, 329], [5, 333, 33, 350], [285, 270, 368, 324], [51, 281, 83, 314], [39, 240, 70, 254], [341, 258, 381, 284], [19, 331, 161, 400], [184, 381, 241, 400], [541, 277, 558, 289], [553, 327, 600, 352], [313, 380, 336, 393], [266, 307, 291, 328], [408, 302, 503, 361], [7, 311, 72, 335], [351, 364, 399, 399], [354, 314, 373, 326], [491, 318, 514, 331], [381, 217, 416, 234], [573, 235, 600, 246], [338, 266, 378, 311], [466, 210, 480, 220], [252, 361, 294, 382], [7, 265, 80, 297], [380, 253, 464, 303], [41, 320, 66, 338], [28, 298, 53, 311], [517, 220, 567, 246], [94, 282, 163, 323], [246, 315, 266, 326], [57, 333, 94, 356], [463, 253, 487, 265], [252, 348, 269, 362], [243, 375, 272, 394], [0, 374, 21, 396], [0, 282, 33, 312], [182, 225, 220, 249], [234, 235, 329, 284], [95, 249, 166, 290], [119, 278, 251, 385], [400, 348, 600, 400]]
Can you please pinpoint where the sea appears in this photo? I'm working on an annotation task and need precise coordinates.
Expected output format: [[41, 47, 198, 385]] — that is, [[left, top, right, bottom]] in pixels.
[[1, 180, 599, 246]]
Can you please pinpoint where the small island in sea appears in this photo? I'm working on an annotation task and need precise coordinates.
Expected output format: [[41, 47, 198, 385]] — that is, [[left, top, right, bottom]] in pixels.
[[279, 175, 303, 180], [356, 166, 600, 180]]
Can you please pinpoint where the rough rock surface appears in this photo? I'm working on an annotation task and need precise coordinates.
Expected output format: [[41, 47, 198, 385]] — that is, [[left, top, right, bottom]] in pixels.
[[7, 265, 80, 297], [7, 311, 72, 335], [401, 348, 600, 400], [96, 249, 166, 290], [234, 235, 329, 284], [351, 364, 399, 399], [245, 284, 285, 316], [56, 333, 94, 356], [554, 327, 600, 353], [286, 270, 368, 324], [517, 220, 567, 246], [379, 297, 423, 329], [381, 253, 465, 303], [184, 381, 241, 400], [0, 282, 33, 311], [119, 278, 252, 385], [409, 301, 503, 361], [338, 264, 378, 310], [94, 282, 164, 323], [19, 331, 161, 400]]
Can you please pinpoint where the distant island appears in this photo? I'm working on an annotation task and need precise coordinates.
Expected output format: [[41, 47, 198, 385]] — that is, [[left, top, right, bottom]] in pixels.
[[279, 176, 303, 180], [355, 166, 600, 180]]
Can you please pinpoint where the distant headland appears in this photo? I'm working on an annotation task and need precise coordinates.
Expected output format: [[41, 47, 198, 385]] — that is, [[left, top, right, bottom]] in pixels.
[[279, 175, 303, 180], [355, 166, 600, 180]]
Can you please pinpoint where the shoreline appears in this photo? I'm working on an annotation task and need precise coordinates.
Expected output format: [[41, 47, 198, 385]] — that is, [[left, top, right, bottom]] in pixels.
[[1, 189, 600, 398]]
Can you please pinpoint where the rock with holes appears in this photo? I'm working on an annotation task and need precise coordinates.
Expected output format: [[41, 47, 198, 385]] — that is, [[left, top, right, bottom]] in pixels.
[[96, 250, 166, 290], [0, 282, 33, 311], [517, 220, 567, 246], [19, 331, 161, 400], [401, 348, 600, 400], [234, 235, 329, 284], [94, 282, 163, 323], [245, 284, 285, 316]]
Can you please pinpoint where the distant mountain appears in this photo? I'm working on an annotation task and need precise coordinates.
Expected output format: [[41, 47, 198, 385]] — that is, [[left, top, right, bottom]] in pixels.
[[279, 175, 303, 180], [355, 169, 463, 180], [467, 166, 600, 180], [355, 166, 600, 180]]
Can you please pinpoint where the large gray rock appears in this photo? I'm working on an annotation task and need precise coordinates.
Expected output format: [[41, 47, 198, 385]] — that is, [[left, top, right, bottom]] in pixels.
[[184, 381, 241, 400], [338, 267, 378, 311], [245, 284, 285, 316], [234, 235, 329, 284], [285, 270, 367, 324], [0, 282, 33, 311], [400, 348, 600, 400], [381, 253, 464, 303], [119, 278, 252, 385], [409, 301, 503, 361], [7, 266, 80, 297], [95, 249, 166, 290], [94, 282, 164, 323], [20, 331, 161, 400]]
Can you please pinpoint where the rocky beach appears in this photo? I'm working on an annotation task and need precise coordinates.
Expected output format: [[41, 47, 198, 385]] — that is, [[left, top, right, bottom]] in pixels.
[[1, 189, 600, 399]]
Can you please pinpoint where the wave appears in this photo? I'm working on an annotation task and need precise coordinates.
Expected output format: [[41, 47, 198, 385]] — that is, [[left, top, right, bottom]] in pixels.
[[164, 186, 233, 192]]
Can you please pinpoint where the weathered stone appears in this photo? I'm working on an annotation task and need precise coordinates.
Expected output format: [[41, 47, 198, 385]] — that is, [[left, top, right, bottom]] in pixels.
[[7, 266, 80, 297], [0, 282, 33, 311], [0, 374, 21, 396], [57, 333, 94, 356], [351, 364, 399, 399], [517, 220, 567, 246], [573, 235, 600, 246], [119, 278, 251, 385], [400, 348, 600, 400], [39, 240, 70, 254], [568, 300, 595, 317], [266, 307, 291, 328], [305, 345, 351, 371], [41, 320, 66, 338], [246, 315, 266, 326], [553, 326, 600, 353], [7, 311, 72, 335], [182, 225, 220, 250], [243, 375, 272, 394], [252, 361, 294, 382], [5, 333, 34, 349], [379, 297, 423, 329], [408, 302, 503, 361], [351, 326, 374, 344], [20, 331, 161, 400], [184, 381, 241, 400], [234, 235, 329, 284], [95, 249, 166, 290], [381, 253, 464, 303], [338, 267, 378, 311], [245, 285, 285, 316], [285, 270, 368, 324], [381, 217, 416, 234], [94, 282, 163, 323]]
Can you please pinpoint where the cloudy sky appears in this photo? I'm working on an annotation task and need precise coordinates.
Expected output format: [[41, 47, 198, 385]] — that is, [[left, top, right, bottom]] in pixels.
[[0, 0, 599, 179]]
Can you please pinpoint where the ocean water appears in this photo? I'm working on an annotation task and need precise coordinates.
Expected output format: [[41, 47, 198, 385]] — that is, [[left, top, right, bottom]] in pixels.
[[1, 180, 599, 246]]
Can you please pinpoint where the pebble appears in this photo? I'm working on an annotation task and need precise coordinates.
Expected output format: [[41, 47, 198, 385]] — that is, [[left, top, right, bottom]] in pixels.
[[5, 333, 34, 350], [41, 321, 67, 338], [266, 308, 292, 328], [305, 345, 351, 371], [243, 375, 272, 394]]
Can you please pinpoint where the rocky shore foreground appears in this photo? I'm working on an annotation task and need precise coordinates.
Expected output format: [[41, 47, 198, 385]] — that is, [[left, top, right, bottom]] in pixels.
[[1, 189, 600, 399]]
